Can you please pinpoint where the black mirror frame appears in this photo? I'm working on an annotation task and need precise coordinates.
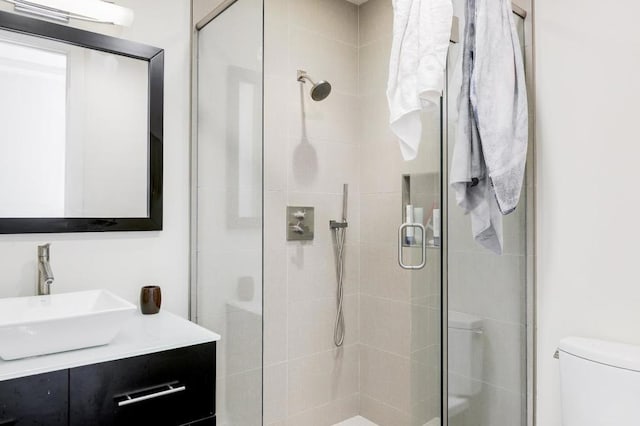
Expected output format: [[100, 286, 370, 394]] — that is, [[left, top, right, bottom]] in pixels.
[[0, 10, 163, 234]]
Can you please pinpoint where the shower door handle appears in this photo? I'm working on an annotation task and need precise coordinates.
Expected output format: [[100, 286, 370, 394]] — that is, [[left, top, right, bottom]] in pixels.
[[398, 223, 427, 270]]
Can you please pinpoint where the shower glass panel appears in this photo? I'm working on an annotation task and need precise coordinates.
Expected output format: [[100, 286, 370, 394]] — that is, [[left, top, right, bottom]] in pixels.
[[446, 12, 528, 426], [194, 0, 263, 425]]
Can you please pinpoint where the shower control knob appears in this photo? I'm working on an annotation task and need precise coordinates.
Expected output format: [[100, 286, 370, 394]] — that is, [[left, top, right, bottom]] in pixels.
[[286, 206, 314, 241], [291, 223, 305, 234]]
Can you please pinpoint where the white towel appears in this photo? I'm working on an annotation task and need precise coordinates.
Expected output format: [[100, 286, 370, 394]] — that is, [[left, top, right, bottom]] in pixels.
[[387, 0, 453, 161]]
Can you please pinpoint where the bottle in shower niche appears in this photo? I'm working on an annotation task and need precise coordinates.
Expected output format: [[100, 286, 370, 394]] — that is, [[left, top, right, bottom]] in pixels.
[[405, 204, 415, 245], [432, 208, 441, 246], [414, 207, 424, 245]]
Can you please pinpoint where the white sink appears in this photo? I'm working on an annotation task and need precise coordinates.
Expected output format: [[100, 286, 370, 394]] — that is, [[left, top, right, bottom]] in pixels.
[[0, 289, 136, 360]]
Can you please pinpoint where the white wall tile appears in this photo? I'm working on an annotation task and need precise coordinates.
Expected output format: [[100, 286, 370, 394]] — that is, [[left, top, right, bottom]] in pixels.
[[360, 344, 411, 413], [288, 345, 360, 415], [481, 320, 526, 394], [358, 36, 391, 96], [360, 295, 411, 356], [360, 394, 411, 426], [360, 193, 402, 245], [361, 243, 411, 301], [358, 0, 393, 46], [287, 140, 361, 195], [289, 91, 360, 145], [287, 243, 359, 302], [288, 0, 358, 47], [219, 368, 263, 425], [448, 251, 526, 325], [289, 27, 358, 96], [288, 295, 359, 359], [264, 77, 290, 191], [264, 246, 288, 365], [265, 363, 289, 424]]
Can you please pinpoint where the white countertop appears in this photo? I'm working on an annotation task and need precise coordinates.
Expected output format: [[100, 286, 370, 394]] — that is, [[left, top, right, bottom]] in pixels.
[[0, 310, 220, 381]]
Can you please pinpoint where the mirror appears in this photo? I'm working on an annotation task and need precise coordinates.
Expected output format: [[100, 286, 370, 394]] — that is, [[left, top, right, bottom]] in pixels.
[[0, 11, 163, 233]]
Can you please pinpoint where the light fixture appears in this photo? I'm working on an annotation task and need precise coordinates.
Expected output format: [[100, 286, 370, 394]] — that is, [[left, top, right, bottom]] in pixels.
[[3, 0, 134, 26]]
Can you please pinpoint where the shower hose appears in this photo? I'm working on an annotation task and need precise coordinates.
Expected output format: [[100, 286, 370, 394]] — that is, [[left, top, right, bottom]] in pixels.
[[333, 225, 347, 347]]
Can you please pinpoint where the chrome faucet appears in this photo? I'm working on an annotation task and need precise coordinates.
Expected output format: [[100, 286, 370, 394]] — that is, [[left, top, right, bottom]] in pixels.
[[37, 243, 54, 295]]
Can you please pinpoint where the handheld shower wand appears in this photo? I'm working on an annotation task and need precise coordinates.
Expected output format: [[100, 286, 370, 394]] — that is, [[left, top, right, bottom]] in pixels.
[[330, 184, 348, 347]]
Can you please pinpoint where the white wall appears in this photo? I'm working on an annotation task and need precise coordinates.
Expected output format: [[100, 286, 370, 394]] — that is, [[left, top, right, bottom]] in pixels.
[[535, 1, 640, 424], [0, 0, 192, 317]]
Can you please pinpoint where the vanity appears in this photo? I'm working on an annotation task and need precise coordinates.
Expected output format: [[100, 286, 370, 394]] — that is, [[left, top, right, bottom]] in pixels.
[[0, 7, 221, 425], [0, 311, 220, 426], [0, 6, 222, 425]]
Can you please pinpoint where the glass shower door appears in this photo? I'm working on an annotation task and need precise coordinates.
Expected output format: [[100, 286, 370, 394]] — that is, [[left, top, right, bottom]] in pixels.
[[359, 100, 443, 426], [391, 101, 443, 426], [446, 11, 529, 426], [194, 0, 263, 425]]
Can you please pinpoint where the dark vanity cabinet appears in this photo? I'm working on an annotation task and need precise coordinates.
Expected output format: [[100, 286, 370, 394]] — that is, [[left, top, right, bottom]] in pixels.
[[0, 370, 68, 425], [70, 343, 216, 425], [0, 343, 216, 426]]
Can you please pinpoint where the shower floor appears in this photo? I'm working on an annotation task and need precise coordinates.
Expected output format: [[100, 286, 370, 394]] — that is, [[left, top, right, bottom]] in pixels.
[[333, 416, 441, 426], [333, 416, 378, 426]]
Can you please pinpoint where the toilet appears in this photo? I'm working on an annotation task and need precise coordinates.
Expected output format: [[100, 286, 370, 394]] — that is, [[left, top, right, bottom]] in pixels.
[[448, 311, 484, 417], [559, 337, 640, 425]]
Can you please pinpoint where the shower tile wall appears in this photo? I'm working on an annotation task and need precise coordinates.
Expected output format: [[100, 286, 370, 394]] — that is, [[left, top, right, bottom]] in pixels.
[[264, 1, 442, 425], [263, 0, 362, 424]]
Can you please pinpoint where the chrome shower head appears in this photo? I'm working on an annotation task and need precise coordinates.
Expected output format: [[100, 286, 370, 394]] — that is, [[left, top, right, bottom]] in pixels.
[[297, 70, 332, 101], [310, 80, 332, 101]]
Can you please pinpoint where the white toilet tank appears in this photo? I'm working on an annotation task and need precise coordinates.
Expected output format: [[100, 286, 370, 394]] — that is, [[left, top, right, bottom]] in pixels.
[[448, 311, 483, 397], [559, 337, 640, 426]]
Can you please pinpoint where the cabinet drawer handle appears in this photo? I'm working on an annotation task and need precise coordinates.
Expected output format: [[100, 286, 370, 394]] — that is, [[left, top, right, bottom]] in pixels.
[[117, 383, 187, 407]]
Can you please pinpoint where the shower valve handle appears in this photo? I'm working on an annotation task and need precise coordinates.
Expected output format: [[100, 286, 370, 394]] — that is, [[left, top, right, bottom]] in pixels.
[[290, 223, 305, 234]]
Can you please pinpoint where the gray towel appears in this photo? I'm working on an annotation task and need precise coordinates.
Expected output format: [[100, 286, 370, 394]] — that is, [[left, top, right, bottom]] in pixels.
[[472, 0, 528, 215], [449, 0, 527, 254], [450, 0, 486, 212]]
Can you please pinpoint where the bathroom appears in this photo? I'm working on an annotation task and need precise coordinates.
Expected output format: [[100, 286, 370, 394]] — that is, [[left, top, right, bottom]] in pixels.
[[0, 0, 635, 425]]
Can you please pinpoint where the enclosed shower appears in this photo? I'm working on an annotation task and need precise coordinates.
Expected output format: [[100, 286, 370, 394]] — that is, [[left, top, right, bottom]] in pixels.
[[192, 0, 533, 425]]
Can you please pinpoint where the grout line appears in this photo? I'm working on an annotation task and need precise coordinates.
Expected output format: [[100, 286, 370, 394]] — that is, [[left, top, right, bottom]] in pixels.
[[360, 393, 412, 420], [287, 392, 361, 421], [289, 23, 359, 49]]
